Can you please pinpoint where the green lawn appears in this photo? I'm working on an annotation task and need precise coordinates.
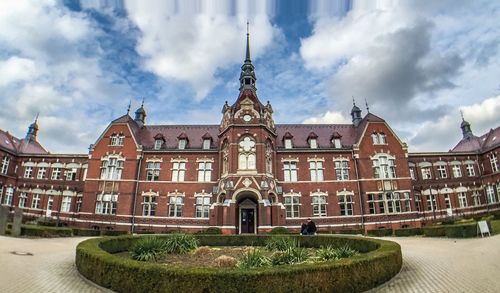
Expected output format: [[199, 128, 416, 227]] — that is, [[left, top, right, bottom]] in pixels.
[[490, 220, 500, 235]]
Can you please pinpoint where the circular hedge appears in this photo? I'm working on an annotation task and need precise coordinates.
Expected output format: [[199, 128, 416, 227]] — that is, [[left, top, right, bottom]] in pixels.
[[76, 235, 402, 293]]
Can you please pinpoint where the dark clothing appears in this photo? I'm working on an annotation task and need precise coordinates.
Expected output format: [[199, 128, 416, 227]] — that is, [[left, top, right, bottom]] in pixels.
[[300, 223, 307, 235], [306, 221, 317, 235]]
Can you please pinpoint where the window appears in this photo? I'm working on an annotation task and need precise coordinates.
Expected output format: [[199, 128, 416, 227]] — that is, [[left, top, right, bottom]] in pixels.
[[178, 139, 187, 149], [472, 192, 481, 206], [284, 194, 300, 218], [31, 193, 41, 209], [24, 166, 33, 178], [169, 195, 184, 217], [444, 194, 451, 209], [490, 153, 499, 172], [437, 165, 447, 179], [238, 137, 256, 170], [333, 138, 341, 149], [372, 133, 386, 145], [197, 162, 212, 182], [386, 192, 401, 213], [338, 193, 353, 216], [195, 196, 210, 218], [452, 165, 462, 178], [4, 187, 13, 205], [458, 192, 467, 208], [146, 162, 160, 181], [100, 157, 124, 180], [373, 155, 396, 179], [284, 139, 292, 149], [154, 139, 163, 150], [367, 194, 376, 214], [312, 194, 327, 217], [309, 139, 317, 149], [51, 167, 62, 180], [65, 168, 77, 181], [172, 161, 186, 182], [466, 163, 475, 176], [421, 167, 432, 180], [18, 192, 28, 208], [415, 193, 422, 212], [203, 139, 211, 150], [283, 161, 298, 182], [61, 196, 72, 212], [377, 194, 385, 213], [403, 192, 411, 212], [142, 195, 157, 216], [426, 194, 437, 211], [110, 134, 124, 146], [1, 157, 9, 174], [76, 197, 82, 213], [486, 185, 496, 204], [409, 168, 416, 180], [95, 194, 117, 215], [309, 161, 324, 182], [37, 167, 47, 179], [335, 160, 349, 180]]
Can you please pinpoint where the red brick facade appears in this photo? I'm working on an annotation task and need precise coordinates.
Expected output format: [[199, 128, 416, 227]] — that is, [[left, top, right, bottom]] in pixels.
[[1, 41, 499, 234]]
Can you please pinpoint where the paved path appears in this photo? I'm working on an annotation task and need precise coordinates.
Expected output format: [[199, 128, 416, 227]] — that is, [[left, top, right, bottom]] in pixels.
[[1, 235, 500, 292]]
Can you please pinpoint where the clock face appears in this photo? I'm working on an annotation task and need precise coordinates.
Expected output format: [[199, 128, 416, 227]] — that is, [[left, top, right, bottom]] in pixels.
[[243, 114, 252, 122]]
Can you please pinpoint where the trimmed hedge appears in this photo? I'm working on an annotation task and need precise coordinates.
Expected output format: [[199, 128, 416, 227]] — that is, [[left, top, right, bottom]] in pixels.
[[269, 227, 290, 235], [367, 229, 393, 237], [100, 230, 128, 236], [196, 227, 222, 235], [73, 228, 101, 237], [21, 225, 73, 237], [394, 228, 422, 237], [423, 222, 482, 238], [76, 234, 402, 293]]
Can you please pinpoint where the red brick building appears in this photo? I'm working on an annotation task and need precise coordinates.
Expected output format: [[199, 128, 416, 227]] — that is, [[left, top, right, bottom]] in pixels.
[[1, 35, 499, 234]]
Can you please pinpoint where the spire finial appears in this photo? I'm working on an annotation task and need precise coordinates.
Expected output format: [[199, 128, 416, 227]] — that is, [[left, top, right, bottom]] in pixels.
[[126, 100, 131, 115], [352, 96, 356, 106], [365, 98, 370, 113], [460, 109, 464, 121], [34, 112, 39, 123], [141, 97, 145, 107], [245, 20, 251, 62]]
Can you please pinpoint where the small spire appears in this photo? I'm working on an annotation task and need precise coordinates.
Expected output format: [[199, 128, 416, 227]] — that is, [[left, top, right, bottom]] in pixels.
[[141, 97, 145, 107], [245, 20, 251, 63], [365, 98, 370, 113], [34, 112, 39, 123], [460, 109, 464, 121], [126, 100, 131, 115], [352, 96, 356, 106]]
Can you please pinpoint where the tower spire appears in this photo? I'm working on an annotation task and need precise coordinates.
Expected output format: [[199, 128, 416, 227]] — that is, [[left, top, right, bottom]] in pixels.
[[26, 113, 40, 142], [365, 98, 370, 113], [460, 110, 473, 139], [239, 21, 257, 92], [350, 96, 362, 127], [126, 100, 131, 115]]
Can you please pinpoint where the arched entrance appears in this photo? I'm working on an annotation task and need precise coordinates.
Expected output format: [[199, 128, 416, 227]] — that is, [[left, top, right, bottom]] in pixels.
[[235, 192, 259, 234]]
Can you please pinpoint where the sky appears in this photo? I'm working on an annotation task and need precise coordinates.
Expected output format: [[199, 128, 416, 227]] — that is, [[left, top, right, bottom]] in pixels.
[[0, 0, 499, 154]]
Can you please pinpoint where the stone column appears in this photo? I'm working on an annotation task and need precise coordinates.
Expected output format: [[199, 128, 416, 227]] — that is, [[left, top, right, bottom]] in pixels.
[[0, 206, 8, 235], [12, 207, 23, 237]]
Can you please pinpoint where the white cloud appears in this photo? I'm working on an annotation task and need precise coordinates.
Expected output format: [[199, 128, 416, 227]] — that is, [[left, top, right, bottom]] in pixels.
[[302, 111, 350, 124], [0, 57, 40, 87], [124, 0, 279, 99]]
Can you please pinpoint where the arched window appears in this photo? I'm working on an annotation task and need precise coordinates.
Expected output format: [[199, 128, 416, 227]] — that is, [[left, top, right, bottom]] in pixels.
[[100, 155, 125, 180], [238, 136, 256, 170]]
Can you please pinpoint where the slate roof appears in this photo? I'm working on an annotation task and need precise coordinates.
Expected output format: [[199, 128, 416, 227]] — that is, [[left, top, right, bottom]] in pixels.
[[451, 126, 500, 153], [0, 129, 48, 155]]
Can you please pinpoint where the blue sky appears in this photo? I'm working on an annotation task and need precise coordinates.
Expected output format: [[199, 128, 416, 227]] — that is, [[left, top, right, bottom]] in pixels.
[[0, 0, 499, 153]]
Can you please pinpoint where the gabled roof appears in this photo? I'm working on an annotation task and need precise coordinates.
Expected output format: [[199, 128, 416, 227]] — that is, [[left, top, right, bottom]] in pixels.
[[140, 125, 220, 150], [276, 124, 359, 148], [451, 126, 500, 152]]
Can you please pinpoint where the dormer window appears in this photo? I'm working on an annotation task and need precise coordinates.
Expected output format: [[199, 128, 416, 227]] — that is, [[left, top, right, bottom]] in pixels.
[[203, 139, 211, 150], [178, 139, 187, 150], [285, 139, 293, 149], [333, 138, 341, 148], [309, 139, 317, 149], [154, 139, 163, 150]]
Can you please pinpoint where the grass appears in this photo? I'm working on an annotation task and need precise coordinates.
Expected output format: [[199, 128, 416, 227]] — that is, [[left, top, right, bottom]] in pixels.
[[490, 220, 500, 235]]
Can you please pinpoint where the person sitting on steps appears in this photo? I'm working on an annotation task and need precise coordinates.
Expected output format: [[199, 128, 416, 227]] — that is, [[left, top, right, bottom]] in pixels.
[[306, 218, 317, 235]]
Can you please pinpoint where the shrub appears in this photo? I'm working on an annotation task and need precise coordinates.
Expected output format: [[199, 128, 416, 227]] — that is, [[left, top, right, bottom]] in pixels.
[[394, 228, 422, 237], [196, 227, 222, 235], [269, 227, 290, 235], [72, 228, 100, 237], [214, 255, 238, 268], [238, 248, 270, 269], [315, 246, 339, 261], [130, 236, 167, 262], [441, 219, 455, 225], [165, 234, 199, 254], [101, 230, 128, 236], [423, 226, 446, 237], [265, 236, 298, 251], [271, 246, 310, 266], [367, 229, 393, 237], [193, 246, 211, 256], [21, 225, 72, 237], [444, 223, 477, 238], [334, 245, 358, 259]]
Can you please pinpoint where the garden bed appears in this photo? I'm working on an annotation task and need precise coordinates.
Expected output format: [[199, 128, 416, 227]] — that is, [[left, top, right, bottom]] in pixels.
[[76, 234, 402, 293]]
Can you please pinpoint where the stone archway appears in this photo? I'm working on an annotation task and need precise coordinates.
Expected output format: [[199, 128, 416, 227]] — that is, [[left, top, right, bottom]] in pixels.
[[234, 190, 260, 234]]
